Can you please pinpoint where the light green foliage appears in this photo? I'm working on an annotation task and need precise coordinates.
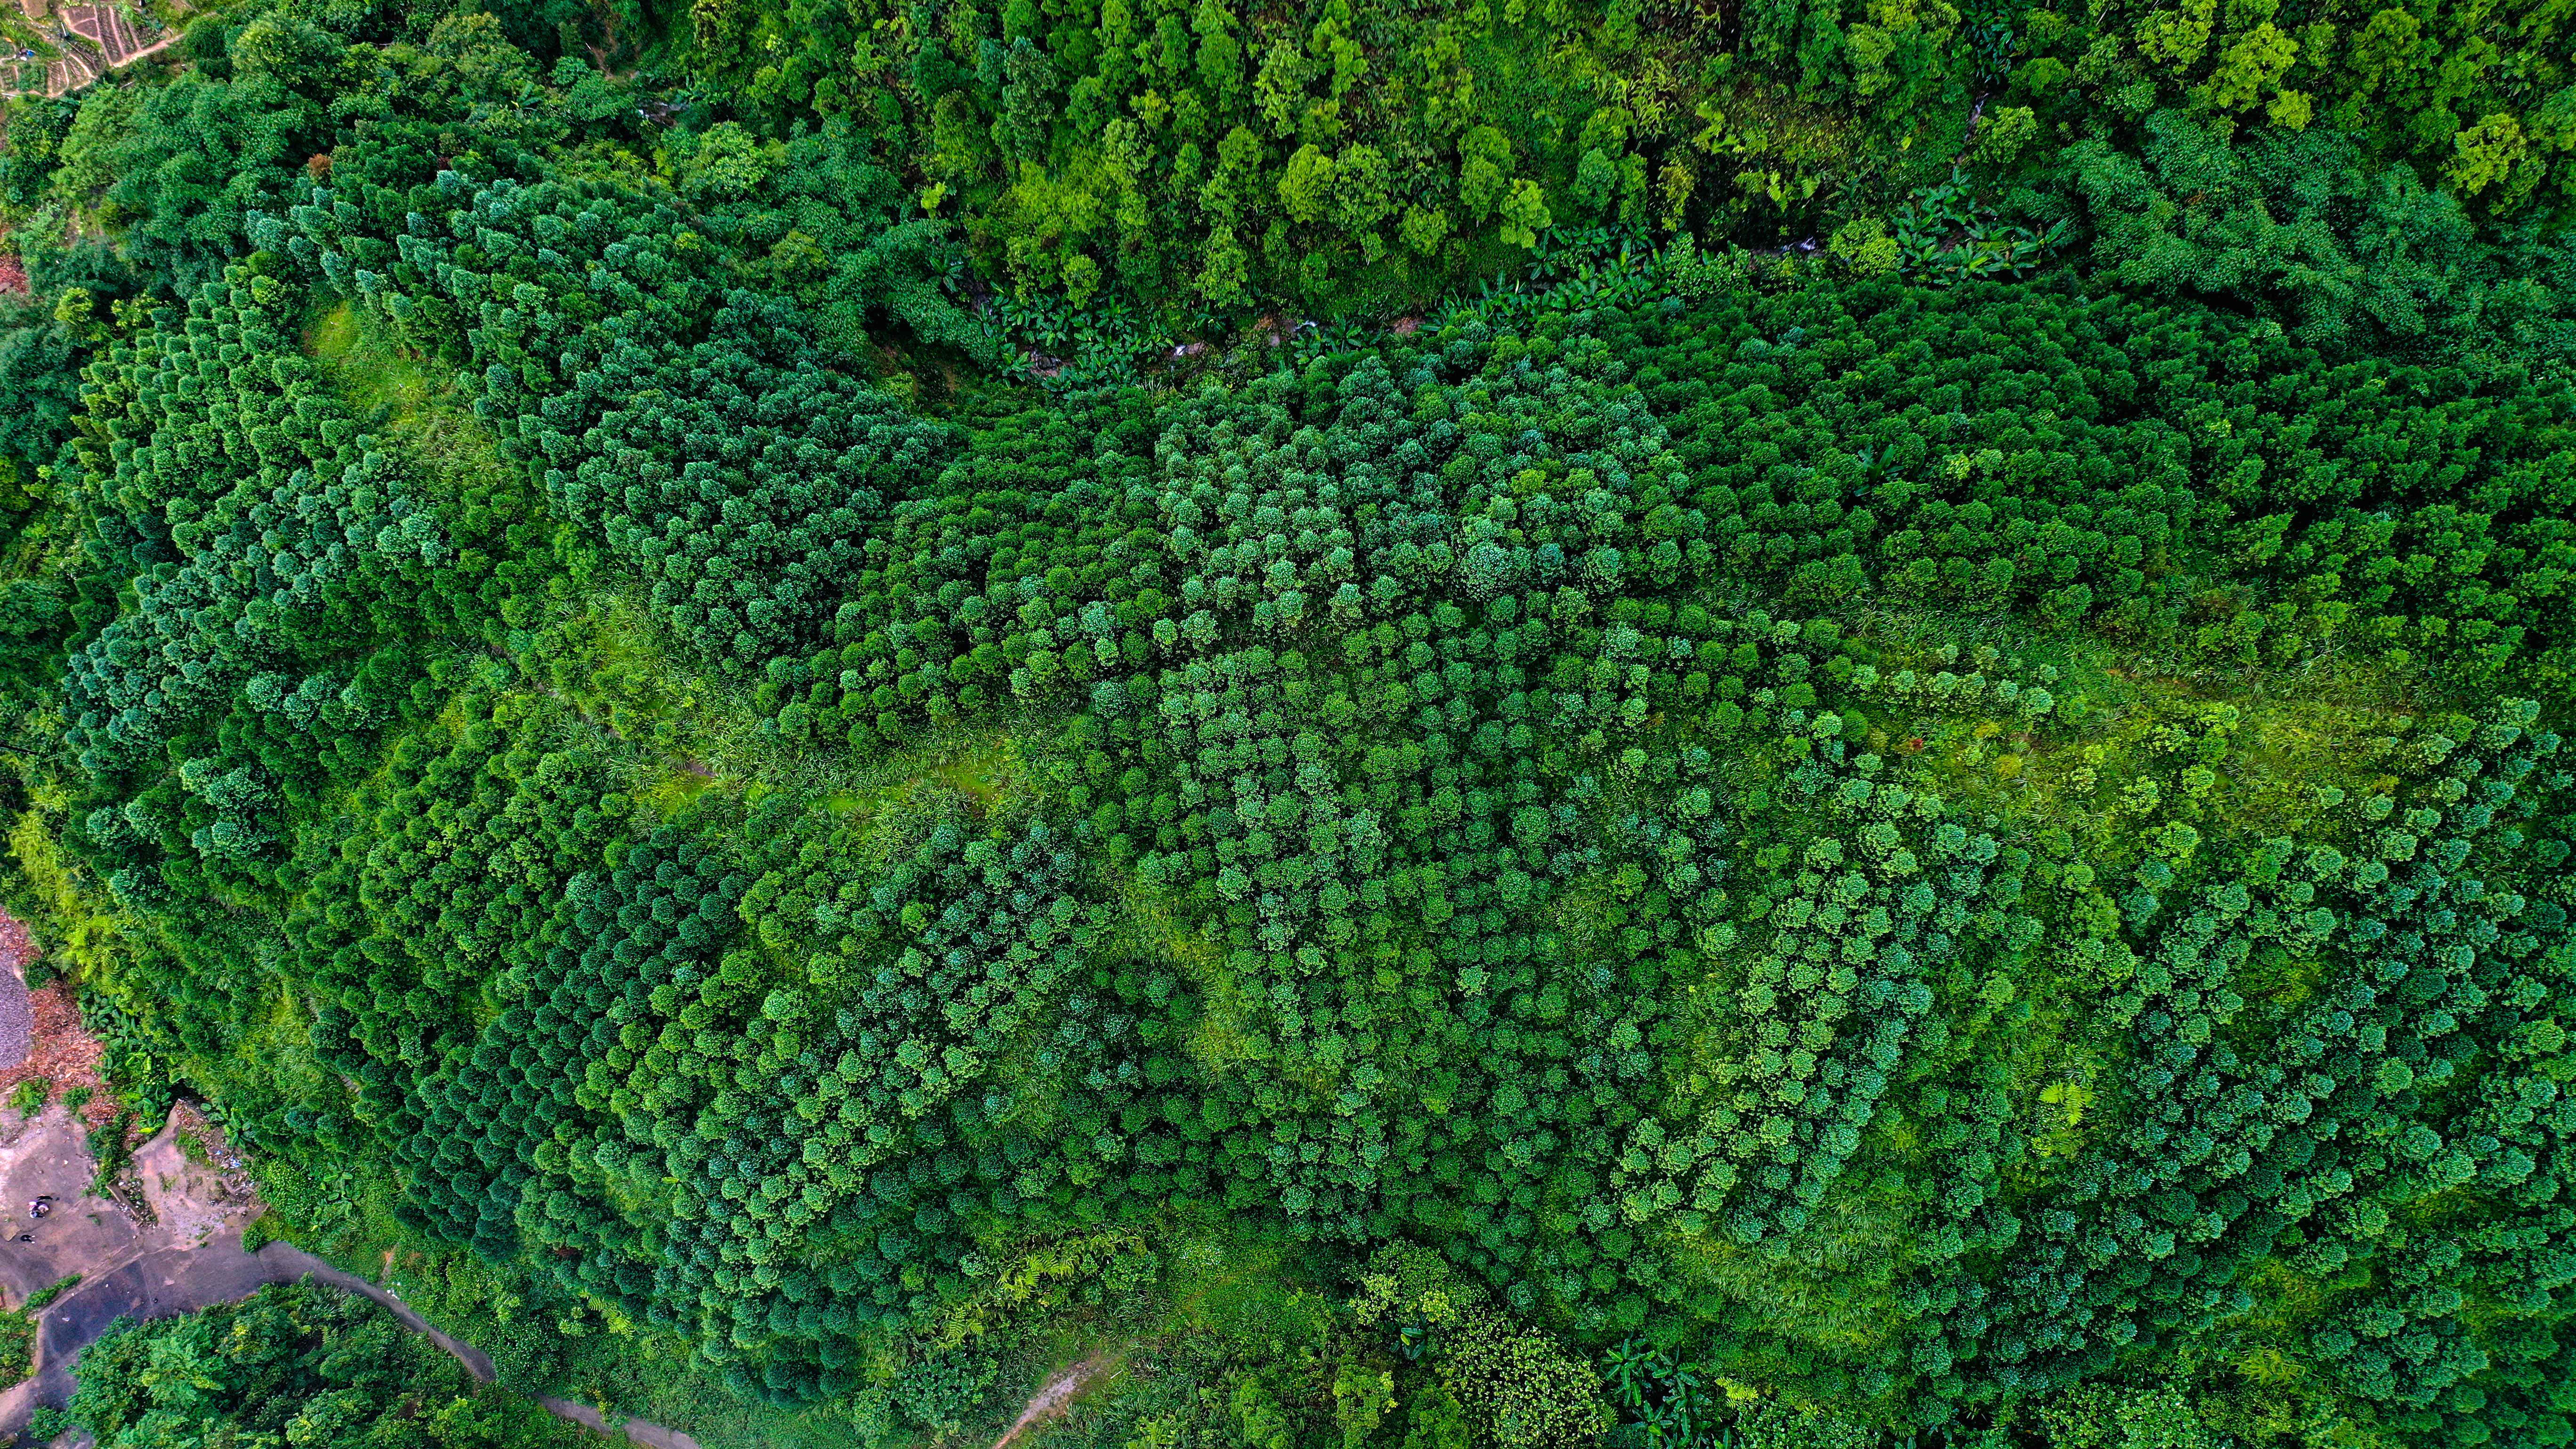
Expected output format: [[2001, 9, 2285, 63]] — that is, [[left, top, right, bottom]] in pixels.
[[1400, 204, 1452, 258], [1280, 144, 1336, 225], [1827, 217, 1900, 277], [1398, 1378, 1475, 1449], [1497, 177, 1554, 248], [2038, 1383, 2231, 1449], [1352, 1246, 1610, 1448], [1230, 1372, 1296, 1448], [2135, 0, 2219, 73], [664, 0, 2571, 327], [1738, 1401, 1882, 1449], [1458, 125, 1516, 221], [1968, 105, 2038, 164], [1199, 224, 1252, 304], [1330, 145, 1394, 258], [671, 121, 781, 204], [1330, 1359, 1395, 1445]]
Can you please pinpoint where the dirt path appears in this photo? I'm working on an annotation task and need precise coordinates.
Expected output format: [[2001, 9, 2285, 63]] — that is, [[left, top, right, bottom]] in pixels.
[[541, 1394, 701, 1449], [990, 1349, 1116, 1449], [0, 1104, 698, 1449], [0, 1238, 701, 1449], [0, 1240, 703, 1449]]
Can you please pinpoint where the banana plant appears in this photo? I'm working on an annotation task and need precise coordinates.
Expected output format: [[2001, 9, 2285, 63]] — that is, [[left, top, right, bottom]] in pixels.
[[1602, 1337, 1664, 1410]]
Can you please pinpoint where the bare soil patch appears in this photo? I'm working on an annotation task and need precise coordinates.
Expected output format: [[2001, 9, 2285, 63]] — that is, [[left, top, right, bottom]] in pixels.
[[0, 1106, 700, 1449], [0, 1103, 259, 1312], [0, 913, 114, 1130], [991, 1348, 1117, 1449]]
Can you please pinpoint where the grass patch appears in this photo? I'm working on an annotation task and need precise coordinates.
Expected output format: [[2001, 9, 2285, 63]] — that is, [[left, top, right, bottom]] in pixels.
[[642, 763, 722, 818], [24, 1272, 81, 1312], [0, 1305, 31, 1385], [303, 298, 520, 503], [931, 744, 1019, 809], [305, 300, 435, 429]]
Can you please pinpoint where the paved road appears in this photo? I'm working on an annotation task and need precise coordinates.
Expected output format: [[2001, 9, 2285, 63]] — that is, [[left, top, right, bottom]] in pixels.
[[0, 1239, 695, 1449], [0, 909, 31, 1071], [38, 1247, 279, 1362]]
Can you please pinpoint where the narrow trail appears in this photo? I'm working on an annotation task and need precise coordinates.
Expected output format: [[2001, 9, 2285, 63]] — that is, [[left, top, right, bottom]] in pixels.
[[0, 1201, 696, 1449], [0, 1022, 689, 1446], [990, 1349, 1115, 1449]]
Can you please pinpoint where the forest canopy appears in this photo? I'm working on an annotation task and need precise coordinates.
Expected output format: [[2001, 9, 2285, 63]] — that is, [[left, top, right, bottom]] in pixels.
[[0, 0, 2572, 1447]]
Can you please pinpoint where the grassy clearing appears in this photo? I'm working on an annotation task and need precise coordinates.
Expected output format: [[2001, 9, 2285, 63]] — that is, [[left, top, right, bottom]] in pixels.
[[305, 300, 435, 428], [304, 298, 520, 503]]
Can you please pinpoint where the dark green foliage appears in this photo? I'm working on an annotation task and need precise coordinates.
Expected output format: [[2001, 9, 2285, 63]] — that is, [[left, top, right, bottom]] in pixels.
[[2061, 113, 2576, 368], [92, 74, 316, 298], [887, 1345, 998, 1435], [1618, 280, 2576, 689], [669, 116, 995, 363], [0, 97, 79, 211], [24, 212, 2576, 1441], [262, 167, 955, 669], [0, 1305, 29, 1386], [57, 262, 502, 930], [61, 1280, 582, 1449], [0, 292, 82, 482], [24, 1272, 84, 1311]]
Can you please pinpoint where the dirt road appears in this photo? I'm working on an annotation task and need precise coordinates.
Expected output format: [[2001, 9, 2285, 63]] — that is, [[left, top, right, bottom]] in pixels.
[[0, 1239, 528, 1440], [992, 1350, 1117, 1449], [0, 1104, 697, 1449]]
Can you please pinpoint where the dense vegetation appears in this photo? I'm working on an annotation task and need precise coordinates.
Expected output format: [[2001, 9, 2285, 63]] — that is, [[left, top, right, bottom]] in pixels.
[[684, 0, 2576, 335], [2, 0, 2573, 1447], [22, 1280, 584, 1449]]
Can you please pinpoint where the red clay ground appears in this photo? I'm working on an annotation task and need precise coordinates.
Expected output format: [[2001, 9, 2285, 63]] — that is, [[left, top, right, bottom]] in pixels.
[[0, 911, 116, 1129]]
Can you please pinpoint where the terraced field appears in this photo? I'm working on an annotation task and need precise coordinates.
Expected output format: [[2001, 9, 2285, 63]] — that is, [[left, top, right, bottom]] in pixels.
[[6, 0, 177, 97]]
